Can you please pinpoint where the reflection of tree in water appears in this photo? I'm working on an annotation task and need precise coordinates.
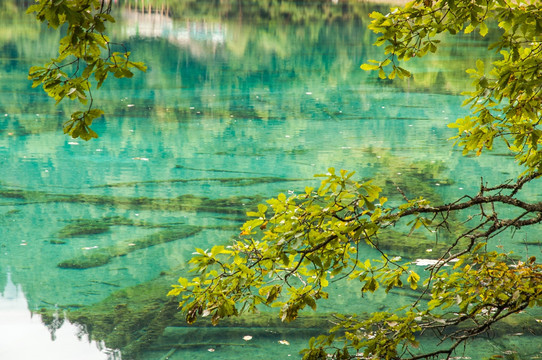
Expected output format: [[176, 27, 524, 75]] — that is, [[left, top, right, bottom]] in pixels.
[[119, 0, 379, 23], [40, 310, 65, 341], [0, 0, 500, 140]]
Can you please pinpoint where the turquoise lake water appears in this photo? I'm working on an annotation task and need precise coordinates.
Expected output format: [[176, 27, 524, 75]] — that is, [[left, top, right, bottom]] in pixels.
[[0, 1, 540, 359]]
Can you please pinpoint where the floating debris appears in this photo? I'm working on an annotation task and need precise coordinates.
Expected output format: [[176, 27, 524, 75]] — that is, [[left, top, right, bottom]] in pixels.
[[414, 259, 440, 266], [414, 258, 459, 267]]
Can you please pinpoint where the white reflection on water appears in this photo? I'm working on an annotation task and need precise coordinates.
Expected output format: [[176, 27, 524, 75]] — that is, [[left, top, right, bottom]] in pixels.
[[0, 271, 120, 360]]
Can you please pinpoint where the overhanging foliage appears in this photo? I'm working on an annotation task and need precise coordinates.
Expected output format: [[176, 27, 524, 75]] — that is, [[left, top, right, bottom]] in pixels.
[[167, 1, 542, 359]]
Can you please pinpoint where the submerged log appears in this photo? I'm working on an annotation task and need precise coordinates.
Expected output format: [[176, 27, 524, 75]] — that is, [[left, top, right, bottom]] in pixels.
[[90, 176, 307, 188], [56, 216, 157, 239], [57, 226, 202, 269], [0, 187, 265, 215]]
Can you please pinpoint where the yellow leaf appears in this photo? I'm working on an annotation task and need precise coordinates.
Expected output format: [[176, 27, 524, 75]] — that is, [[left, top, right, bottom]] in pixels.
[[321, 277, 329, 287], [361, 63, 379, 71], [479, 22, 488, 37], [407, 271, 420, 290], [167, 287, 182, 296], [464, 23, 475, 34]]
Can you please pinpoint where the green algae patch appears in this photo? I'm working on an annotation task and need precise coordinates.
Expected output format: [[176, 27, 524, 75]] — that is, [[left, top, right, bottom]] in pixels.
[[57, 226, 202, 269]]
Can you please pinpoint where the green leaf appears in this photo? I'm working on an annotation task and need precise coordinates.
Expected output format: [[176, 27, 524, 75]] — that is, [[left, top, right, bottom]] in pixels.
[[363, 277, 379, 292], [476, 59, 485, 74], [129, 61, 147, 72], [305, 295, 317, 311], [99, 13, 116, 23]]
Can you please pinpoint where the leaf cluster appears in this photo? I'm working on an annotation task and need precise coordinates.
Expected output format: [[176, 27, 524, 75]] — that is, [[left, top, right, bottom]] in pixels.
[[169, 169, 426, 325], [171, 168, 542, 359], [27, 0, 146, 139], [362, 0, 542, 173]]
